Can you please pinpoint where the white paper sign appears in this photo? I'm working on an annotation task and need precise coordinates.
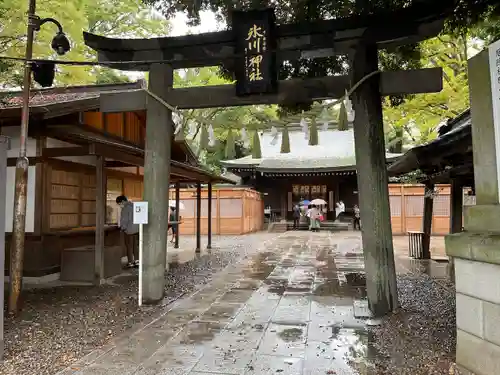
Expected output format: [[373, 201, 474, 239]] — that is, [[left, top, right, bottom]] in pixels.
[[133, 201, 148, 225], [488, 39, 500, 202]]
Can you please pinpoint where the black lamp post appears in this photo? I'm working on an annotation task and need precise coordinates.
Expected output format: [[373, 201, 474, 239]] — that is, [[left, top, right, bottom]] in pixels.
[[9, 0, 70, 314]]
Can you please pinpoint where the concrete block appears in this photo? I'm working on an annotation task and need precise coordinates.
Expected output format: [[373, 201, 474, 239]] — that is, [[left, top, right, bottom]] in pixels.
[[483, 301, 500, 347], [455, 258, 500, 305], [446, 232, 500, 266], [457, 329, 500, 375], [464, 205, 500, 233], [456, 293, 484, 338]]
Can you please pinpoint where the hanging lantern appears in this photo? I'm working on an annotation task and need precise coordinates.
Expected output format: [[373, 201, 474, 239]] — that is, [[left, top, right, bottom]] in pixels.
[[252, 131, 262, 159], [309, 119, 319, 146], [208, 124, 216, 147], [32, 62, 55, 88], [225, 129, 236, 159], [280, 126, 290, 154]]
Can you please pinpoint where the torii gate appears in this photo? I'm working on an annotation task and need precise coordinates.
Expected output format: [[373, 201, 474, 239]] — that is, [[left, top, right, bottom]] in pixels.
[[84, 2, 449, 316]]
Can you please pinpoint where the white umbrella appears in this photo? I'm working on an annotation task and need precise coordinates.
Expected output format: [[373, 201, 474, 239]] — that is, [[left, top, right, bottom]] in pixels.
[[169, 200, 185, 210], [311, 198, 327, 205]]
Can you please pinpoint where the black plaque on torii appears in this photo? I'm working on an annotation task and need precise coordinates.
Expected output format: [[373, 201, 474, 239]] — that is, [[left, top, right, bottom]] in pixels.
[[232, 8, 278, 97]]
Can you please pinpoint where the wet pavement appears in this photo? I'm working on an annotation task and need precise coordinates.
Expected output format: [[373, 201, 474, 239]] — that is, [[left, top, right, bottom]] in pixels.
[[48, 231, 457, 375], [56, 231, 378, 375]]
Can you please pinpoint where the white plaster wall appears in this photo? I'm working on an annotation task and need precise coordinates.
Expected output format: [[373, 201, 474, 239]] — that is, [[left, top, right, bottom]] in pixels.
[[1, 127, 37, 157], [0, 128, 37, 233], [46, 138, 96, 166], [4, 166, 36, 232]]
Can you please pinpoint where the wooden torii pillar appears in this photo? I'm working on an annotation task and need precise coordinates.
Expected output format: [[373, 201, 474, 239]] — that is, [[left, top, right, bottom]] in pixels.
[[142, 64, 172, 303], [351, 44, 398, 316]]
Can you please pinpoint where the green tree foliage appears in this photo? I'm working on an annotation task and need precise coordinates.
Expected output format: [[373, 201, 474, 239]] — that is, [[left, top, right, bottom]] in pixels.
[[174, 66, 278, 173], [0, 0, 169, 87], [95, 67, 131, 84], [383, 34, 470, 147]]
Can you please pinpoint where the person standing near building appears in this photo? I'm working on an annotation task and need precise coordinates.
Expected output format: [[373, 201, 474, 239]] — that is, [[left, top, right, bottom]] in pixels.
[[309, 204, 321, 232], [335, 200, 345, 221], [292, 204, 301, 229], [168, 206, 179, 243], [353, 204, 361, 230], [116, 195, 139, 268]]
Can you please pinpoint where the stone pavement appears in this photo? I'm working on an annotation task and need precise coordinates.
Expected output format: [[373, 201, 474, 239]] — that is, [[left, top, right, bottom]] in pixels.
[[56, 231, 376, 375]]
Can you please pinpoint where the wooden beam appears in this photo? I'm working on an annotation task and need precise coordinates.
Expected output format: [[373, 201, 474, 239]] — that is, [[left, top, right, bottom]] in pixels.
[[41, 146, 91, 158], [94, 155, 106, 285], [422, 183, 434, 259], [207, 183, 212, 250], [450, 179, 464, 234], [84, 1, 448, 70], [99, 69, 442, 111], [195, 182, 201, 253]]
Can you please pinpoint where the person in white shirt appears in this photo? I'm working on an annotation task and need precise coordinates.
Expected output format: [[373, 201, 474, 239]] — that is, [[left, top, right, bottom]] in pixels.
[[335, 200, 345, 220], [116, 195, 139, 268]]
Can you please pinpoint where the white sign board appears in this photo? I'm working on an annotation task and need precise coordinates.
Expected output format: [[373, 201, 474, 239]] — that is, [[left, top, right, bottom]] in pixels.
[[489, 39, 500, 202], [133, 201, 148, 225]]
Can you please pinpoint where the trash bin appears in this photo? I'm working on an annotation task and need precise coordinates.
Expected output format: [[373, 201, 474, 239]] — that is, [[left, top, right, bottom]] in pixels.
[[408, 231, 424, 259]]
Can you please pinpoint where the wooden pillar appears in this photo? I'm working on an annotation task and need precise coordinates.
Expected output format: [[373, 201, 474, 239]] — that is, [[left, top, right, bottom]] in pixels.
[[280, 192, 286, 222], [196, 182, 201, 253], [142, 63, 172, 303], [207, 182, 212, 249], [450, 179, 463, 234], [422, 183, 434, 259], [351, 43, 398, 317], [94, 155, 106, 285], [174, 182, 180, 249]]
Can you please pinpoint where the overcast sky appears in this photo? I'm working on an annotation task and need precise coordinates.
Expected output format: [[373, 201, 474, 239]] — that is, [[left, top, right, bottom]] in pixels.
[[170, 10, 223, 36]]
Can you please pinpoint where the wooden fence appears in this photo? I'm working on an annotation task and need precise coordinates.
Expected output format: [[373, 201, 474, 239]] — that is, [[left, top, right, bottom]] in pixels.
[[168, 187, 264, 235], [389, 184, 451, 235]]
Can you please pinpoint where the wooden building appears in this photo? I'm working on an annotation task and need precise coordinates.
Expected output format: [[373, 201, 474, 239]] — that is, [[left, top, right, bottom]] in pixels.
[[0, 82, 231, 279], [168, 187, 263, 235], [221, 126, 400, 221], [388, 109, 474, 256]]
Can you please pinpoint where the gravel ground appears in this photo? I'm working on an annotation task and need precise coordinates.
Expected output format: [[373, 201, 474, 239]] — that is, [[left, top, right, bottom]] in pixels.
[[0, 234, 270, 375], [369, 273, 456, 375]]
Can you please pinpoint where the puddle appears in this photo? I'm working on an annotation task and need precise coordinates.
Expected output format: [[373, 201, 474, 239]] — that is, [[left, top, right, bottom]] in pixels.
[[244, 252, 278, 280], [345, 272, 366, 287], [179, 321, 223, 344], [313, 280, 367, 299], [309, 328, 382, 374], [277, 327, 303, 342]]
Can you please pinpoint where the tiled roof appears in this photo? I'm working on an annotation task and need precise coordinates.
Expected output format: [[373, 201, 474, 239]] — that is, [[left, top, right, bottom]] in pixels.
[[222, 128, 401, 171], [0, 81, 144, 109]]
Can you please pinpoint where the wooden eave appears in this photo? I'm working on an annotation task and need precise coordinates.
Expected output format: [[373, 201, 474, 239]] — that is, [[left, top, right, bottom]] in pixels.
[[83, 1, 451, 70], [388, 121, 472, 177], [42, 124, 233, 184], [0, 90, 200, 167]]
